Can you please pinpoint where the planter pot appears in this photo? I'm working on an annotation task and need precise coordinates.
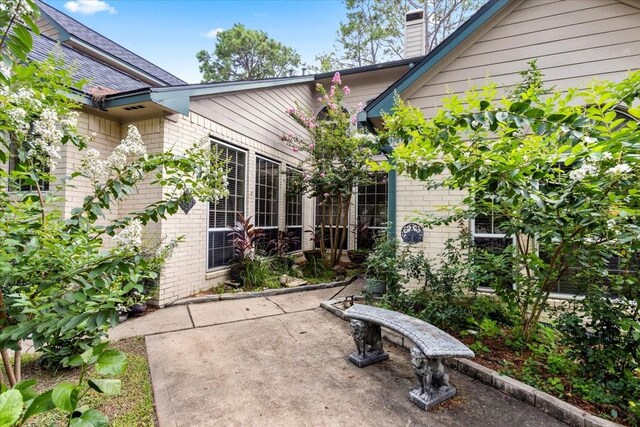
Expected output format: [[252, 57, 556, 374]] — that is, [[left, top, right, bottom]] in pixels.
[[347, 250, 368, 265], [229, 263, 243, 284], [128, 303, 147, 317], [364, 277, 386, 296], [303, 250, 322, 263]]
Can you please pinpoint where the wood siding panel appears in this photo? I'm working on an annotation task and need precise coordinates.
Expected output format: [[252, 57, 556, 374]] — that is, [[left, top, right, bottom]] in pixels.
[[482, 2, 636, 42], [407, 0, 640, 118], [190, 83, 314, 154]]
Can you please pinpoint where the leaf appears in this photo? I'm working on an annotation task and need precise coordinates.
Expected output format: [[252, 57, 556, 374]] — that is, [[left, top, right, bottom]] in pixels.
[[22, 390, 55, 422], [52, 383, 79, 413], [88, 379, 121, 396], [0, 389, 23, 427], [69, 409, 109, 427], [523, 108, 544, 118], [509, 102, 528, 113], [95, 350, 127, 376]]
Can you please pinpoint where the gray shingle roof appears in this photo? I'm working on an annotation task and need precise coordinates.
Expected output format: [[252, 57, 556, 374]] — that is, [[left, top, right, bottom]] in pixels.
[[29, 33, 151, 93], [36, 0, 186, 86]]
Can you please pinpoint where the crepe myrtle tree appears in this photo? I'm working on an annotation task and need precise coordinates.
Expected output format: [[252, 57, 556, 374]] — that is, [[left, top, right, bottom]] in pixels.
[[283, 72, 378, 266], [380, 64, 640, 342], [0, 1, 229, 424]]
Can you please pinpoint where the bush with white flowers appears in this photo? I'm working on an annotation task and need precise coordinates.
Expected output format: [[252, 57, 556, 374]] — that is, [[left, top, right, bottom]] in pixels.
[[0, 3, 229, 425]]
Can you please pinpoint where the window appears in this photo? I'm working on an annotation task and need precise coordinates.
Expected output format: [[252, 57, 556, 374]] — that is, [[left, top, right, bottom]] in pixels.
[[357, 173, 387, 249], [286, 167, 303, 252], [471, 212, 512, 253], [315, 196, 348, 250], [8, 143, 49, 192], [255, 156, 279, 253], [207, 141, 246, 270]]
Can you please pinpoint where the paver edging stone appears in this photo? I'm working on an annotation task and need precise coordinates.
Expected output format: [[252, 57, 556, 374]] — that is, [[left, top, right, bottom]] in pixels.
[[320, 298, 622, 427], [170, 276, 358, 306]]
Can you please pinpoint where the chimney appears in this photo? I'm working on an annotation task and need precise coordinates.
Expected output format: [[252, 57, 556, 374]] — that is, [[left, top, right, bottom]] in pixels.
[[404, 9, 426, 58]]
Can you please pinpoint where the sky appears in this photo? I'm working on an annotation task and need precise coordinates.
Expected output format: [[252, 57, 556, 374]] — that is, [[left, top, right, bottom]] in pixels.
[[46, 0, 346, 84]]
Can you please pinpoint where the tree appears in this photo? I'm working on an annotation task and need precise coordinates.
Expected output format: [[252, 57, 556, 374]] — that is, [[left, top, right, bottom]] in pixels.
[[196, 23, 302, 82], [283, 73, 377, 266], [382, 65, 640, 342], [317, 0, 480, 70], [0, 1, 229, 423]]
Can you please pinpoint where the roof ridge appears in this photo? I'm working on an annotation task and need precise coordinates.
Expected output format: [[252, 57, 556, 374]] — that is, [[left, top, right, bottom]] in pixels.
[[35, 0, 186, 85]]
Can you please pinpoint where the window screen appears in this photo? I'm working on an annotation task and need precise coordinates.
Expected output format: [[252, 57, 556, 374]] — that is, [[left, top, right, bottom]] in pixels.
[[357, 173, 387, 249], [255, 156, 279, 253], [286, 167, 303, 252], [208, 141, 246, 269]]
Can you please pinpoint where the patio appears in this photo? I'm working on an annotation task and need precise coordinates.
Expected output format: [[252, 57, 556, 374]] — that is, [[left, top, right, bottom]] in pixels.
[[111, 283, 566, 426]]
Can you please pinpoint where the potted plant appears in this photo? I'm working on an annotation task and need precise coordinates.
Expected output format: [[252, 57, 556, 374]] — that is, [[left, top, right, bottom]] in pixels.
[[365, 233, 403, 296], [228, 212, 264, 284], [270, 230, 300, 270], [347, 220, 371, 265], [303, 225, 323, 262]]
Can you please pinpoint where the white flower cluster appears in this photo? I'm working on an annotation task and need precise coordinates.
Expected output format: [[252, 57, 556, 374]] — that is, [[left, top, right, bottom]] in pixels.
[[352, 132, 378, 143], [0, 0, 35, 17], [606, 163, 632, 175], [79, 125, 146, 181], [113, 219, 143, 251], [31, 108, 64, 170], [569, 162, 597, 181]]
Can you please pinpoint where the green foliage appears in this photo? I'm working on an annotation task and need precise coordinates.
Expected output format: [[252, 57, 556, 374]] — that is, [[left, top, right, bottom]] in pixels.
[[0, 344, 126, 427], [383, 64, 640, 342], [365, 232, 404, 296], [318, 0, 481, 69], [241, 258, 279, 290], [284, 73, 377, 266], [0, 2, 229, 423], [196, 23, 302, 82]]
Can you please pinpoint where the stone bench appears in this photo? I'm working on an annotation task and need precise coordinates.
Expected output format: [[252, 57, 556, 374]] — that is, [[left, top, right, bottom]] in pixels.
[[343, 304, 474, 410]]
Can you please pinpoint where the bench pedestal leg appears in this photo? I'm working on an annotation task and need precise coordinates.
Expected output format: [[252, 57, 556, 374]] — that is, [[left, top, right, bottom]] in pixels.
[[408, 347, 456, 410], [348, 320, 389, 368]]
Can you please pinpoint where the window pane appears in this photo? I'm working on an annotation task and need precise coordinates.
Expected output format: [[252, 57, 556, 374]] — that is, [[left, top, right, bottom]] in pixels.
[[208, 141, 246, 269], [255, 157, 279, 228], [356, 173, 387, 250]]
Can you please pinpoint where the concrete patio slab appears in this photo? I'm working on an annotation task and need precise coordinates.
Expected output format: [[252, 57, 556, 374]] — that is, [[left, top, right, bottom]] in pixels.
[[333, 277, 365, 298], [188, 296, 284, 327], [109, 305, 192, 341], [146, 308, 566, 427], [265, 286, 341, 313]]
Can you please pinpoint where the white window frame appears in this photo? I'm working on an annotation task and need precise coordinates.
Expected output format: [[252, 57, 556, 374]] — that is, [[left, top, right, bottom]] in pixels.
[[206, 139, 248, 271], [356, 172, 388, 249], [255, 155, 280, 251]]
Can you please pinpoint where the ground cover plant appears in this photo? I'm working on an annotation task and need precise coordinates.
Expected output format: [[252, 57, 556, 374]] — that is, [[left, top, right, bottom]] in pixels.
[[379, 64, 640, 424], [0, 2, 228, 424]]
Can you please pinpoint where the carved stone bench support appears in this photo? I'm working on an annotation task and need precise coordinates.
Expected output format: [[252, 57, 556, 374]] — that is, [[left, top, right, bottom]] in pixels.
[[348, 319, 389, 367], [408, 347, 456, 410]]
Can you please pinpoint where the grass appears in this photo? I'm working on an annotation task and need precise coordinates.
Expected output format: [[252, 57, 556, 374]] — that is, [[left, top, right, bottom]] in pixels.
[[23, 337, 156, 426]]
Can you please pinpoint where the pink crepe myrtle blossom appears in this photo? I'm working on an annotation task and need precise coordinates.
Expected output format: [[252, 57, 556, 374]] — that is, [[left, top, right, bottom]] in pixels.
[[320, 172, 326, 177], [330, 85, 336, 96], [309, 143, 315, 149], [292, 146, 299, 152], [351, 116, 357, 125], [343, 86, 350, 95], [324, 193, 329, 198], [332, 72, 341, 85]]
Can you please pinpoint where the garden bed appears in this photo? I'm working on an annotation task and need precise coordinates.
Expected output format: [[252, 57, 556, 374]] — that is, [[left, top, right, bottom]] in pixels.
[[23, 337, 156, 427], [321, 298, 623, 427]]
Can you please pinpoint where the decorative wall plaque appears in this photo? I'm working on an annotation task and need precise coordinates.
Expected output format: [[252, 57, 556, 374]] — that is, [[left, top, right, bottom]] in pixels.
[[401, 223, 424, 244]]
